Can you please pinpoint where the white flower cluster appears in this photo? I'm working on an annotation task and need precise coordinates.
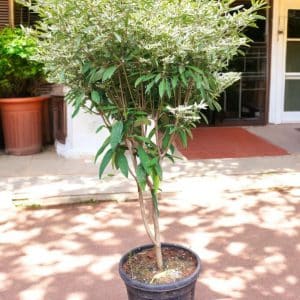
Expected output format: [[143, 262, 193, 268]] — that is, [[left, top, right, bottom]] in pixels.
[[166, 101, 208, 121]]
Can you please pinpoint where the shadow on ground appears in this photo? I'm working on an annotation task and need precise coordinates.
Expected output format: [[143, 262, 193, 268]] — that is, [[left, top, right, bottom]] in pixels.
[[1, 185, 300, 300]]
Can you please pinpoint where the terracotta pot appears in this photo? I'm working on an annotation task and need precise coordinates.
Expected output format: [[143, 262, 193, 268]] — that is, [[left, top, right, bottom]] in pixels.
[[0, 96, 49, 155]]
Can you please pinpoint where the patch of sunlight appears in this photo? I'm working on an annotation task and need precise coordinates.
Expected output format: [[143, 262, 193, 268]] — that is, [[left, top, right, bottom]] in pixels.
[[179, 216, 201, 227], [264, 246, 281, 253], [214, 213, 258, 227], [187, 234, 222, 262], [88, 254, 120, 280], [201, 272, 245, 299], [66, 292, 87, 300], [0, 272, 10, 292], [90, 231, 114, 242], [297, 244, 300, 252], [224, 267, 256, 281], [72, 214, 100, 226], [106, 218, 132, 227], [226, 242, 247, 256], [286, 275, 298, 285], [20, 288, 45, 300], [259, 206, 299, 236], [273, 286, 285, 294], [0, 228, 41, 244], [20, 246, 94, 276], [254, 254, 287, 275], [55, 239, 82, 251]]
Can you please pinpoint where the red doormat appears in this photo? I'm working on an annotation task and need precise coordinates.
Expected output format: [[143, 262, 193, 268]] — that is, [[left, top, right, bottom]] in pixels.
[[176, 127, 289, 160]]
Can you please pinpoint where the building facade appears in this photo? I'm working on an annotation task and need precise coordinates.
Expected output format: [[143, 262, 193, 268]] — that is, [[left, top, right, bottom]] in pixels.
[[0, 0, 300, 157]]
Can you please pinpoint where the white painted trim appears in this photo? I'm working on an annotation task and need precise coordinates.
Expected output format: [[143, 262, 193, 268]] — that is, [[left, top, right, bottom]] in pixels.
[[269, 0, 285, 124], [269, 0, 300, 124]]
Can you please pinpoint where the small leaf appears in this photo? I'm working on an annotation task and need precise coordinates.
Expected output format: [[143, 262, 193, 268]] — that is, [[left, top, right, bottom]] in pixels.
[[154, 73, 161, 83], [154, 163, 163, 180], [165, 79, 171, 98], [113, 32, 122, 42], [151, 190, 159, 216], [110, 121, 123, 150], [145, 80, 156, 94], [99, 149, 113, 178], [96, 124, 106, 133], [137, 146, 151, 175], [159, 78, 166, 99], [162, 130, 171, 150], [91, 90, 100, 103], [179, 130, 188, 148], [136, 164, 146, 191], [117, 152, 129, 178], [171, 76, 179, 89], [94, 136, 110, 163], [135, 74, 156, 87], [102, 66, 117, 81]]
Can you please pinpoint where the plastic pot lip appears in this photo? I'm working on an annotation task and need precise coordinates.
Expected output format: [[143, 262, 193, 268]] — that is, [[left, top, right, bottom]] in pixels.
[[0, 95, 50, 104], [119, 243, 201, 292]]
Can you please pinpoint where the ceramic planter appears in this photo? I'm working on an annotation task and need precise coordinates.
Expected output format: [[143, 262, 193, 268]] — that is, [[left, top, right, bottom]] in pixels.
[[119, 243, 201, 300], [0, 96, 49, 155]]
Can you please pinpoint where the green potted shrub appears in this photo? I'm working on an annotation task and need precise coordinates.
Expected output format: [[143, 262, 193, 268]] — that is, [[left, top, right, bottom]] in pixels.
[[0, 26, 49, 155], [23, 0, 266, 298]]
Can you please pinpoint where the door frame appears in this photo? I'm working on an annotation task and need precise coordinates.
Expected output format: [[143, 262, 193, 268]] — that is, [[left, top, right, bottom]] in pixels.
[[269, 0, 300, 124]]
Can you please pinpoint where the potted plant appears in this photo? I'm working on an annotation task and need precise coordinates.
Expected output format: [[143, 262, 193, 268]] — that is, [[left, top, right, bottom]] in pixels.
[[0, 26, 49, 155], [23, 0, 266, 298]]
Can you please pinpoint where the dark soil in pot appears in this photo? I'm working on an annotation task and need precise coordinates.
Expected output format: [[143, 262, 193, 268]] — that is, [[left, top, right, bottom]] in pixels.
[[119, 243, 201, 300]]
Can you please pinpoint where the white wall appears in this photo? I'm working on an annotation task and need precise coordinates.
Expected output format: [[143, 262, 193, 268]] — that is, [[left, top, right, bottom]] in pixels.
[[56, 103, 108, 159]]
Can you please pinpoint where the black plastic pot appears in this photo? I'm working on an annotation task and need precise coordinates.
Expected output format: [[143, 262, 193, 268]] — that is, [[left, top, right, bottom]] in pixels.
[[119, 243, 201, 300]]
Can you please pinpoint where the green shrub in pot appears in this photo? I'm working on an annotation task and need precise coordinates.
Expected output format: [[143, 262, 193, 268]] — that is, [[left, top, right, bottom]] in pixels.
[[21, 0, 266, 289], [0, 26, 44, 98]]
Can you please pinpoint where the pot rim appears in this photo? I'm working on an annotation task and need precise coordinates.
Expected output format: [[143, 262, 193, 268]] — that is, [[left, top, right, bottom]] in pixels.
[[0, 95, 50, 104], [119, 243, 201, 292]]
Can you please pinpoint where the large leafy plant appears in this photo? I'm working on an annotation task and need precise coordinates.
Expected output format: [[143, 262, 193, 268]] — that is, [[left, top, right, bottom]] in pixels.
[[22, 0, 266, 269], [0, 27, 44, 98]]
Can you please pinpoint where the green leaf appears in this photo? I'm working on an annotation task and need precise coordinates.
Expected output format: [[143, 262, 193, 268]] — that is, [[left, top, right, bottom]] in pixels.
[[151, 190, 159, 216], [96, 124, 106, 133], [94, 136, 110, 163], [113, 32, 122, 42], [99, 148, 113, 178], [133, 135, 154, 145], [102, 66, 117, 81], [134, 117, 151, 127], [165, 79, 171, 98], [179, 129, 188, 148], [135, 74, 156, 87], [159, 78, 166, 99], [72, 91, 85, 118], [136, 164, 146, 191], [145, 80, 156, 94], [137, 146, 151, 175], [180, 72, 188, 87], [110, 121, 123, 150], [162, 129, 171, 150], [89, 68, 105, 83], [154, 73, 161, 83], [171, 76, 179, 89], [82, 61, 91, 74], [117, 152, 129, 178], [91, 90, 100, 103], [154, 163, 163, 180], [169, 144, 175, 154]]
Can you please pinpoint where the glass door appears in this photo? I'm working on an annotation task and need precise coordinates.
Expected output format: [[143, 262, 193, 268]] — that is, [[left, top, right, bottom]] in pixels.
[[214, 0, 268, 125], [283, 1, 300, 122]]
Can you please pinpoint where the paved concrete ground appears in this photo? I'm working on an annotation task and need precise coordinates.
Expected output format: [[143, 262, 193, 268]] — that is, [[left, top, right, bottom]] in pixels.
[[0, 124, 300, 299]]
